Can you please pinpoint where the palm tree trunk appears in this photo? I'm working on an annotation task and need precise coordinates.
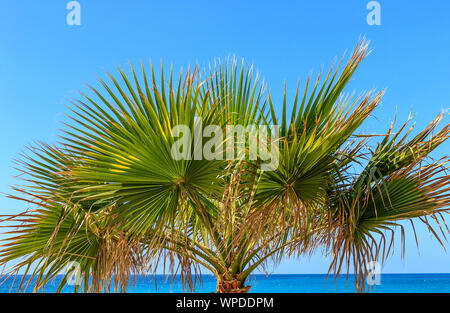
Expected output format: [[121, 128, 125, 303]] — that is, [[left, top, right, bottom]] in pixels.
[[215, 274, 251, 293]]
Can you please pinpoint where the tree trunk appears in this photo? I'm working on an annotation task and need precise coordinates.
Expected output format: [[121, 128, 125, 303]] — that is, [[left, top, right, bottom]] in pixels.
[[215, 274, 251, 293]]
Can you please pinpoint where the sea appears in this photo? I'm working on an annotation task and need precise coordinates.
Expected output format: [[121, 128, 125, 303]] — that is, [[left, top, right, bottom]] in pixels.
[[1, 274, 450, 293]]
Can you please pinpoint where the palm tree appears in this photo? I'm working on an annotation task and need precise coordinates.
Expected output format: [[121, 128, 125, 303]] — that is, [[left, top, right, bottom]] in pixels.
[[1, 40, 449, 293]]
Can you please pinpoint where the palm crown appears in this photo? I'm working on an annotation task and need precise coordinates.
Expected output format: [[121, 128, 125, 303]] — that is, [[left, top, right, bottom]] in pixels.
[[1, 40, 449, 293]]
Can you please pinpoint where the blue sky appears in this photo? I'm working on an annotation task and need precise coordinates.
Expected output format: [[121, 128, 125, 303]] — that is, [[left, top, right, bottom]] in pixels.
[[0, 0, 449, 274]]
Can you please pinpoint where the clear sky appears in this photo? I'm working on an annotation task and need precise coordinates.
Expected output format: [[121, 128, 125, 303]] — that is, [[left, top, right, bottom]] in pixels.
[[0, 0, 449, 274]]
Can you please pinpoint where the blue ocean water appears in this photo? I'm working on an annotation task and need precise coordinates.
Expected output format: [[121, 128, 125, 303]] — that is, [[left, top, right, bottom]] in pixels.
[[1, 274, 450, 293]]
